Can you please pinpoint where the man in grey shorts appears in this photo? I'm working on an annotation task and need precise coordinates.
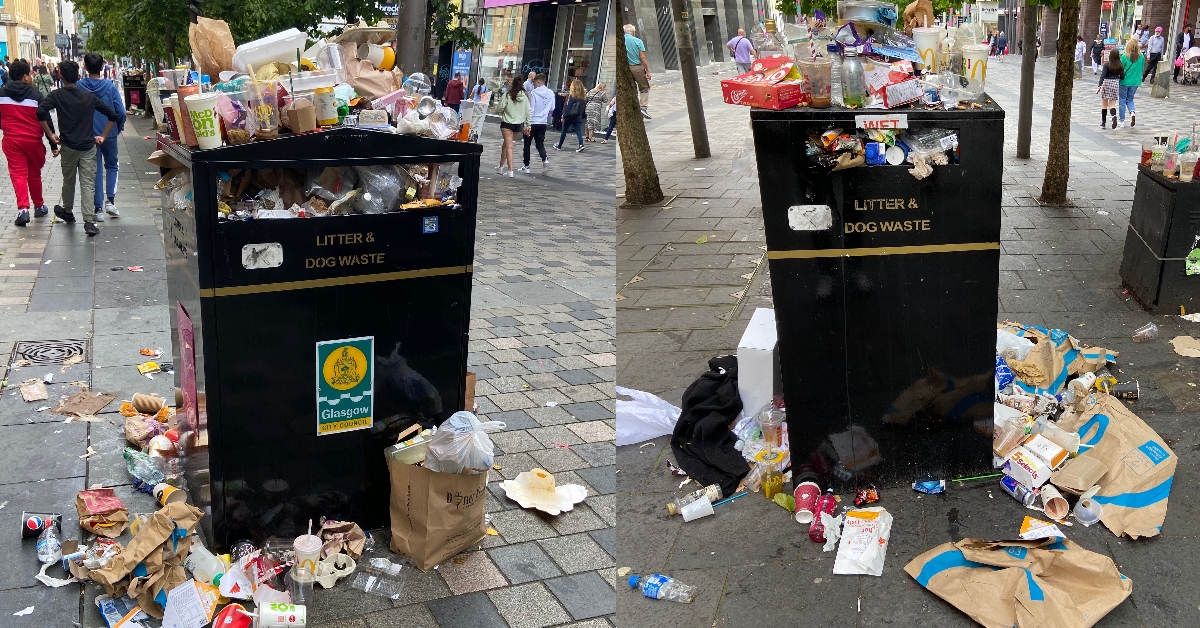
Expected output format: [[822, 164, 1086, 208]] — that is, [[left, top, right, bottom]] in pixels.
[[624, 24, 652, 119]]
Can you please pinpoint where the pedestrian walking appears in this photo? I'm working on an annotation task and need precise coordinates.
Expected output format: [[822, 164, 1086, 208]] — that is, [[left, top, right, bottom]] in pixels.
[[33, 64, 53, 96], [1091, 35, 1106, 73], [443, 71, 464, 112], [0, 60, 58, 226], [521, 73, 554, 173], [78, 52, 126, 222], [624, 24, 652, 119], [727, 28, 757, 74], [1144, 26, 1165, 82], [35, 59, 119, 236], [523, 71, 536, 94], [602, 96, 615, 144], [493, 76, 530, 178], [1097, 49, 1123, 129], [997, 31, 1008, 56], [1074, 35, 1086, 74], [0, 59, 8, 86], [1174, 24, 1193, 82], [469, 78, 488, 102], [554, 79, 587, 152], [1139, 27, 1150, 47], [1119, 39, 1144, 127], [583, 82, 608, 142]]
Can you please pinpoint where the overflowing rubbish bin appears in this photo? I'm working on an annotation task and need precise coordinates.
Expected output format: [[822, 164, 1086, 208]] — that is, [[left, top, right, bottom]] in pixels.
[[122, 71, 147, 111], [1119, 165, 1200, 314], [750, 103, 1004, 486], [157, 128, 481, 549]]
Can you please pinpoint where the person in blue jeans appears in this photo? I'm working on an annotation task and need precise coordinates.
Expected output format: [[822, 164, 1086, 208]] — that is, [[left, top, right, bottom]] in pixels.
[[555, 79, 587, 152], [1118, 38, 1145, 127], [77, 52, 126, 221]]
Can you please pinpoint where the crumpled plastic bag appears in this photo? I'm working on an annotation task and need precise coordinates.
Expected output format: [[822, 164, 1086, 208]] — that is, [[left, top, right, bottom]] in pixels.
[[189, 17, 235, 79], [123, 414, 167, 448], [423, 411, 505, 474], [615, 386, 681, 446], [353, 165, 406, 214], [306, 167, 358, 202]]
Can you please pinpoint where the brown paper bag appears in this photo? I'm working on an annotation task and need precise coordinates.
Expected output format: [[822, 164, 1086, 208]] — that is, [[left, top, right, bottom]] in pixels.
[[90, 501, 203, 590], [319, 520, 367, 559], [904, 537, 1132, 628], [189, 17, 235, 79], [343, 42, 403, 100], [76, 488, 130, 538], [1057, 394, 1176, 539], [998, 322, 1117, 394], [388, 459, 487, 571]]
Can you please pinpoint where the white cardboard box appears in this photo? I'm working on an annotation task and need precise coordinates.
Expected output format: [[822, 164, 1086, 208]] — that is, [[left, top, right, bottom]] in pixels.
[[738, 307, 780, 418]]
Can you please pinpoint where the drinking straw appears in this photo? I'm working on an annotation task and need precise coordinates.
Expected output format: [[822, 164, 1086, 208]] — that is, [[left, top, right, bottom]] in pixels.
[[952, 472, 1003, 482], [713, 491, 749, 507]]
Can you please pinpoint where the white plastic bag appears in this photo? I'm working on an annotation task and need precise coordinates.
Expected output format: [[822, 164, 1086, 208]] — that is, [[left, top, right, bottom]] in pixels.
[[996, 329, 1034, 362], [832, 507, 893, 576], [615, 386, 680, 446], [423, 411, 505, 474]]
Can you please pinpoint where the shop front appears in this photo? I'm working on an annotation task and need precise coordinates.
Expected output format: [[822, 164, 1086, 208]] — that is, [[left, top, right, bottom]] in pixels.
[[478, 0, 611, 95]]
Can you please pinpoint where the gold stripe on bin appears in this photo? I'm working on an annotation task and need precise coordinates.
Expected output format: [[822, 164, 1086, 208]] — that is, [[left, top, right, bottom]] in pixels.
[[199, 265, 473, 298], [767, 242, 1000, 260]]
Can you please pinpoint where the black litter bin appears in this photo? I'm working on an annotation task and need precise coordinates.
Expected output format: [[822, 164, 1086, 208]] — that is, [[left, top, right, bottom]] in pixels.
[[1119, 166, 1200, 314], [159, 128, 481, 549], [750, 103, 1004, 486], [123, 72, 147, 111]]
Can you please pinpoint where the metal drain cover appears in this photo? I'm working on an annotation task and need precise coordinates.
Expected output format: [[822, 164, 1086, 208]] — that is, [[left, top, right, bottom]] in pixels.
[[11, 339, 90, 366]]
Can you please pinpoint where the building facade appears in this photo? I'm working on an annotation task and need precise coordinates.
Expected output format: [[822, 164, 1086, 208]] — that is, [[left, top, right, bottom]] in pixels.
[[36, 0, 56, 58], [473, 0, 613, 92], [620, 0, 773, 72], [0, 0, 41, 59]]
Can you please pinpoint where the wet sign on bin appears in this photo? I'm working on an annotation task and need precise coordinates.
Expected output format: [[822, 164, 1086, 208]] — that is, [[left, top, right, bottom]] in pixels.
[[316, 336, 374, 435]]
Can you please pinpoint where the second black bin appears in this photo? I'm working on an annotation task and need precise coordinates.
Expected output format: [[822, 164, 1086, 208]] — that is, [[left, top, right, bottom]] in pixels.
[[751, 103, 1003, 486]]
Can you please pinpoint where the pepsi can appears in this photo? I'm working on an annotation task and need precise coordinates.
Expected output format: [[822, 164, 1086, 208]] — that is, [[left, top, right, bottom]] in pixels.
[[999, 475, 1037, 507], [20, 512, 61, 538]]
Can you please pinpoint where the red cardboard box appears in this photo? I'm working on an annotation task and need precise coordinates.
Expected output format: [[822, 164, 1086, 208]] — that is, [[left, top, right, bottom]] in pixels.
[[721, 55, 807, 110]]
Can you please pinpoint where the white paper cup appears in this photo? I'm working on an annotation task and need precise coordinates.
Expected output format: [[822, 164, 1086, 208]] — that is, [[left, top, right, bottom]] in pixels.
[[357, 43, 395, 71], [1040, 484, 1069, 520], [913, 27, 942, 72], [962, 44, 990, 94], [293, 534, 322, 573], [184, 93, 222, 150]]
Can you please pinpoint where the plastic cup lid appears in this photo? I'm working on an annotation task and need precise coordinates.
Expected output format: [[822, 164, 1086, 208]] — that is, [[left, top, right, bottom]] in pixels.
[[294, 534, 322, 552]]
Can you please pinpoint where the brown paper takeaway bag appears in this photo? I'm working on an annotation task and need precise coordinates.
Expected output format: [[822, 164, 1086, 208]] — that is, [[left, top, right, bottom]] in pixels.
[[1056, 394, 1176, 539], [388, 458, 487, 571], [904, 538, 1132, 628]]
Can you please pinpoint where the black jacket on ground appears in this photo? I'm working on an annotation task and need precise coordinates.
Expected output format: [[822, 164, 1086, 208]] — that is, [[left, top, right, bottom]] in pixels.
[[670, 355, 748, 496], [36, 84, 118, 151]]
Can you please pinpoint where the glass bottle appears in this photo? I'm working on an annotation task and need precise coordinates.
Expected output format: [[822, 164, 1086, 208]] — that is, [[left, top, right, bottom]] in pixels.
[[842, 49, 866, 108]]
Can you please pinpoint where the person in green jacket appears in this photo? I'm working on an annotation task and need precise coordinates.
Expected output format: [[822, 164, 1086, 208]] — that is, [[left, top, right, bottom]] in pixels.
[[33, 65, 53, 97], [493, 77, 531, 178], [1119, 38, 1145, 128]]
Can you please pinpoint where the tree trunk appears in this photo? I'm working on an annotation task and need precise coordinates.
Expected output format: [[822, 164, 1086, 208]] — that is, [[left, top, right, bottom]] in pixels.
[[615, 0, 665, 205], [1040, 0, 1079, 204], [1016, 0, 1039, 159]]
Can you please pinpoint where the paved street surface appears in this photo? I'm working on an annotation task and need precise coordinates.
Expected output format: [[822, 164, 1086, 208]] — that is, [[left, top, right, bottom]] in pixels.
[[617, 57, 1200, 625], [0, 115, 615, 627]]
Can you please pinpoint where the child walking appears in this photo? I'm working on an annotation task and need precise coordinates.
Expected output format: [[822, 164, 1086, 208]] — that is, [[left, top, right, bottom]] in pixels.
[[1097, 49, 1123, 130], [0, 60, 58, 226]]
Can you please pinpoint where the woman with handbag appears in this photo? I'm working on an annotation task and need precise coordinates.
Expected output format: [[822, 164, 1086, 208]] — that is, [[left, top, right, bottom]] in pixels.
[[494, 77, 531, 177], [555, 80, 587, 152], [583, 82, 609, 142]]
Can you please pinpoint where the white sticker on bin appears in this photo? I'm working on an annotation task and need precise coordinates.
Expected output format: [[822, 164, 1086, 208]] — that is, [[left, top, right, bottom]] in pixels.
[[855, 114, 908, 129], [788, 205, 833, 231]]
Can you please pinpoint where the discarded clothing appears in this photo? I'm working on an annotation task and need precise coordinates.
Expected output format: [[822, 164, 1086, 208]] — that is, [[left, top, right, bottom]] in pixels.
[[670, 355, 748, 496]]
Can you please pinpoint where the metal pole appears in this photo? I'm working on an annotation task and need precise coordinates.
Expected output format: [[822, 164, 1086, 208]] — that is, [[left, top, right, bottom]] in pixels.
[[668, 0, 711, 158], [396, 0, 430, 74]]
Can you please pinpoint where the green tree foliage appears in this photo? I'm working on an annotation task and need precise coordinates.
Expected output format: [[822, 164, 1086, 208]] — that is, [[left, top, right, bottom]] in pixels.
[[429, 0, 482, 50]]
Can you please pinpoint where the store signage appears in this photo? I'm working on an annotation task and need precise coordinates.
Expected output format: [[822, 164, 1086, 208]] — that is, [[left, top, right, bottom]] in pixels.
[[316, 336, 374, 435], [0, 14, 11, 21], [382, 3, 397, 26], [1099, 22, 1108, 37], [977, 1, 998, 22], [55, 33, 68, 47], [855, 114, 908, 129], [452, 50, 471, 80]]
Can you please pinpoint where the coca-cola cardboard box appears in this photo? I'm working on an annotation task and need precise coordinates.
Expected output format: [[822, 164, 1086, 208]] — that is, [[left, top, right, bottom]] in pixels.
[[721, 55, 807, 110]]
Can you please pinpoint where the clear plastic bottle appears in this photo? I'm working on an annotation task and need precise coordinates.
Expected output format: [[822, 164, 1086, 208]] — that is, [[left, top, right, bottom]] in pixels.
[[842, 50, 866, 108], [827, 44, 844, 107], [666, 484, 722, 516], [628, 574, 698, 603], [124, 447, 166, 485], [36, 524, 61, 564], [183, 538, 225, 584]]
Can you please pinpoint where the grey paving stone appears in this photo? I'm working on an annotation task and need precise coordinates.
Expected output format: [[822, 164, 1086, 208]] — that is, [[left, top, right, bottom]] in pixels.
[[362, 604, 437, 628], [488, 582, 573, 628], [490, 429, 544, 453], [589, 528, 615, 558], [543, 571, 616, 620], [561, 402, 614, 421], [557, 369, 604, 385], [490, 508, 559, 543], [489, 410, 541, 430], [548, 503, 608, 535], [425, 591, 508, 628], [0, 476, 83, 590], [487, 541, 565, 585], [528, 425, 584, 448], [528, 447, 590, 473], [518, 346, 560, 359], [539, 533, 615, 574]]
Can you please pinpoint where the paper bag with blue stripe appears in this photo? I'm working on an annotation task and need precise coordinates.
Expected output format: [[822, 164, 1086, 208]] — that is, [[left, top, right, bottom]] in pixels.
[[1056, 393, 1175, 539], [904, 538, 1132, 628], [998, 322, 1117, 396]]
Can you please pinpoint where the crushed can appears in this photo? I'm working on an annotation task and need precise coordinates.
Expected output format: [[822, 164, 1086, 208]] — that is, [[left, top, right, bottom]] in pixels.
[[999, 474, 1037, 507], [807, 488, 837, 543], [1113, 380, 1139, 400], [21, 512, 61, 538]]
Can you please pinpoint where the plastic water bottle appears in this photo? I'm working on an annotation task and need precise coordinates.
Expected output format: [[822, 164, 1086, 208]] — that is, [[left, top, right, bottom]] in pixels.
[[628, 574, 697, 603], [36, 524, 61, 564], [827, 44, 844, 106], [124, 447, 166, 485]]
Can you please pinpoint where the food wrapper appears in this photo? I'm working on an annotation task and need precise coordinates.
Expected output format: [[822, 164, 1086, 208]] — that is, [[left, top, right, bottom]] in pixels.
[[76, 488, 130, 539], [318, 520, 367, 560]]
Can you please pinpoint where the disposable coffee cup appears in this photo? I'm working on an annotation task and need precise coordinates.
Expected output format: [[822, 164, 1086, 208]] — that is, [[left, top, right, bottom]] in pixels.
[[184, 92, 222, 150], [256, 603, 308, 626], [176, 85, 200, 146], [794, 481, 821, 524], [962, 44, 989, 94], [1040, 484, 1069, 520], [913, 27, 942, 72], [293, 534, 322, 573], [357, 43, 395, 71], [153, 482, 186, 506]]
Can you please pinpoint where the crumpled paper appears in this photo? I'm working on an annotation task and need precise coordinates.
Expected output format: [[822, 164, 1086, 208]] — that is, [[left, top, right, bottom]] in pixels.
[[1170, 336, 1200, 357], [319, 520, 366, 560]]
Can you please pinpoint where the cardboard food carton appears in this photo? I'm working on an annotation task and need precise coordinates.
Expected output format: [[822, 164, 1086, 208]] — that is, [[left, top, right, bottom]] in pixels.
[[721, 56, 807, 110]]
